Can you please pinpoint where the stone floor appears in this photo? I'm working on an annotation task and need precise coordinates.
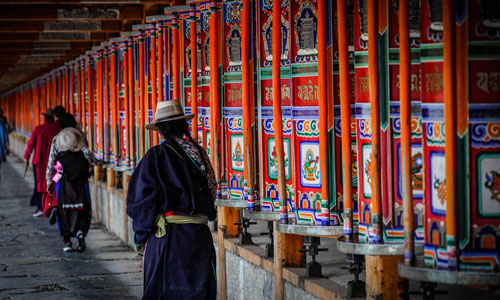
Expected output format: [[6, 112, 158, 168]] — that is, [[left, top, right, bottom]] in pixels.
[[0, 157, 143, 300]]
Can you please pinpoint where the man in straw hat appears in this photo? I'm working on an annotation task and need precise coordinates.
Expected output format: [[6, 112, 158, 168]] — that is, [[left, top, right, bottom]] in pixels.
[[51, 126, 92, 253], [24, 109, 61, 217], [127, 100, 217, 299]]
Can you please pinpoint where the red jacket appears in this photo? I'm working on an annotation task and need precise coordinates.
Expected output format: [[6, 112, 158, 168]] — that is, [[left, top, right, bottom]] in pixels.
[[24, 121, 61, 192]]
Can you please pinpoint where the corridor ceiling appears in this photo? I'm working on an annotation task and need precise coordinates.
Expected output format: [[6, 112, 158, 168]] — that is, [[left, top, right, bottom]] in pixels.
[[0, 0, 180, 95]]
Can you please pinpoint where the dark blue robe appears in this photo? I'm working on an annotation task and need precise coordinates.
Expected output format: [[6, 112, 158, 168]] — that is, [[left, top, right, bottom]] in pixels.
[[127, 139, 217, 300]]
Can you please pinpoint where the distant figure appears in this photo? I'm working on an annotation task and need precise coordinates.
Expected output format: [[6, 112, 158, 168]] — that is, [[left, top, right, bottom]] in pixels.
[[46, 113, 94, 252], [24, 109, 61, 217], [54, 105, 66, 123], [0, 109, 10, 182], [127, 100, 217, 299]]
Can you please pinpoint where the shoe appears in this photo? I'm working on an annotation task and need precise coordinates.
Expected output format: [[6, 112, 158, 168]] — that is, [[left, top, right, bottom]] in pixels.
[[63, 241, 73, 252], [32, 210, 43, 218], [49, 208, 57, 225], [76, 231, 86, 253]]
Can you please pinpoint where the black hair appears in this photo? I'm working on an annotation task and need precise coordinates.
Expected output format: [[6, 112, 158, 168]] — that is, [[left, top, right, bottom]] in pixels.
[[59, 113, 77, 129], [54, 106, 66, 119], [44, 115, 55, 123], [156, 119, 191, 140]]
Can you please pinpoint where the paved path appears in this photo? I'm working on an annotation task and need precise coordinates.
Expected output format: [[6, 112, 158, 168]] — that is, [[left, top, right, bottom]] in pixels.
[[0, 157, 143, 300]]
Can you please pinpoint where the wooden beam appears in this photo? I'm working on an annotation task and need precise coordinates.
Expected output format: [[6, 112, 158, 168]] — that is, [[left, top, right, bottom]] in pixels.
[[0, 42, 93, 50], [0, 1, 172, 4], [0, 5, 142, 21], [0, 32, 109, 42], [0, 21, 122, 32]]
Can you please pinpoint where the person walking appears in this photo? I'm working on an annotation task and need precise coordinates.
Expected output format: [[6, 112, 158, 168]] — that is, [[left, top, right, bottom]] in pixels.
[[49, 126, 92, 252], [46, 113, 93, 251], [126, 100, 217, 299], [0, 108, 9, 183], [24, 109, 61, 217]]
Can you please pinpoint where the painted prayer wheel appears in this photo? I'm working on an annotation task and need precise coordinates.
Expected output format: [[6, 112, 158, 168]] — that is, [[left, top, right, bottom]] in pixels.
[[332, 0, 359, 227], [421, 0, 500, 271], [257, 0, 294, 214], [200, 2, 212, 153], [385, 1, 425, 244], [222, 0, 247, 201], [290, 0, 322, 225]]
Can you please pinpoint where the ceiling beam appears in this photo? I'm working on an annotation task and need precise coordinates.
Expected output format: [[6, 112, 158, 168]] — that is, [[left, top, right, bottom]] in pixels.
[[0, 20, 123, 32], [0, 1, 172, 4], [0, 32, 112, 42], [0, 41, 93, 50], [0, 5, 142, 21]]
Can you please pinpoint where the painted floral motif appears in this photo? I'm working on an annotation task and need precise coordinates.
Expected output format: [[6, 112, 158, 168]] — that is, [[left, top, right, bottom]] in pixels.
[[485, 170, 500, 203], [302, 149, 319, 182], [364, 156, 372, 186], [433, 177, 446, 206]]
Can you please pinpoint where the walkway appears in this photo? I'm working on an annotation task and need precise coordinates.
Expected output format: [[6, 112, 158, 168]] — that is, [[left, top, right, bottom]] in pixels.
[[0, 157, 142, 300]]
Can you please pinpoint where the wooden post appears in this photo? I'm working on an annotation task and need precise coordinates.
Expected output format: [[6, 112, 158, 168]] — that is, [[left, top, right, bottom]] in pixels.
[[317, 0, 330, 226], [106, 167, 116, 229], [172, 12, 180, 101], [190, 5, 198, 142], [103, 47, 110, 164], [96, 50, 104, 162], [337, 0, 354, 239], [139, 29, 146, 157], [93, 165, 103, 222], [110, 43, 119, 166], [443, 0, 458, 270], [87, 54, 95, 153], [80, 60, 86, 133], [156, 20, 164, 146], [122, 40, 130, 167], [241, 0, 256, 211], [157, 21, 164, 103], [150, 25, 158, 146], [122, 173, 130, 244], [70, 63, 75, 115], [365, 255, 408, 300], [127, 37, 136, 169], [367, 0, 382, 244], [398, 0, 414, 264]]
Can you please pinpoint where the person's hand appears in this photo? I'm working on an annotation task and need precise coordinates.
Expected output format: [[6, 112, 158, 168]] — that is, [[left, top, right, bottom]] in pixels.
[[46, 184, 53, 195], [24, 159, 29, 167]]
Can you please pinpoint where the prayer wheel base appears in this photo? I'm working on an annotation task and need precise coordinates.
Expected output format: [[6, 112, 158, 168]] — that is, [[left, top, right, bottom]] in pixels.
[[243, 210, 294, 222], [93, 165, 104, 181], [366, 255, 409, 300], [398, 258, 500, 286], [276, 223, 345, 237], [106, 168, 115, 187], [337, 237, 424, 256], [215, 199, 253, 208]]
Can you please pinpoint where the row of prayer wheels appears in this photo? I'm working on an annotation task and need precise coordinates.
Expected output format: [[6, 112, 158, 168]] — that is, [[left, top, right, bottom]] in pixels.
[[1, 0, 499, 299]]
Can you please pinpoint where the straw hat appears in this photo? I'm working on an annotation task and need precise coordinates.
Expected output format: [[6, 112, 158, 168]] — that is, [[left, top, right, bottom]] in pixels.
[[56, 127, 84, 152], [145, 99, 195, 131]]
